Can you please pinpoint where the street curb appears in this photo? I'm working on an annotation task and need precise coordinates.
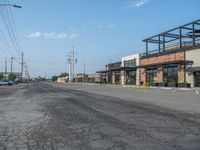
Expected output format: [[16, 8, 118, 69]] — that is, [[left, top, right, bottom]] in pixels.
[[56, 82, 199, 92]]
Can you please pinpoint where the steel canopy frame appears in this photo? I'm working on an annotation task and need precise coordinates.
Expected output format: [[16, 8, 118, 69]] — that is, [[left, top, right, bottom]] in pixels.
[[143, 19, 200, 56]]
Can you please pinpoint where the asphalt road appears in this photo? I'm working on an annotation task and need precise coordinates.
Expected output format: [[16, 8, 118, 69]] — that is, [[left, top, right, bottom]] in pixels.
[[0, 82, 200, 150]]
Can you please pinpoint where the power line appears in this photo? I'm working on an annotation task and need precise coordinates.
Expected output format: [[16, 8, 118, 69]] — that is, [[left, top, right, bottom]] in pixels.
[[0, 0, 20, 57], [7, 0, 23, 51]]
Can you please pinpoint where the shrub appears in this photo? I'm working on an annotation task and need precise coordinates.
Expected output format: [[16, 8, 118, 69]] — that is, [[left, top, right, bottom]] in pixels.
[[143, 82, 150, 86]]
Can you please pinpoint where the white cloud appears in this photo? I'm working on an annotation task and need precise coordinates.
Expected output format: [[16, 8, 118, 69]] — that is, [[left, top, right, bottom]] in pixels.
[[90, 22, 103, 29], [68, 27, 75, 31], [127, 0, 149, 8], [90, 22, 115, 29], [43, 32, 68, 39], [28, 32, 42, 38], [107, 24, 115, 29], [27, 32, 78, 39], [70, 33, 79, 39]]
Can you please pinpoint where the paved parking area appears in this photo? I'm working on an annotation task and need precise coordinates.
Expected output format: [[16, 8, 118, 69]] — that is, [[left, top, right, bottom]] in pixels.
[[53, 83, 200, 114], [0, 82, 200, 149]]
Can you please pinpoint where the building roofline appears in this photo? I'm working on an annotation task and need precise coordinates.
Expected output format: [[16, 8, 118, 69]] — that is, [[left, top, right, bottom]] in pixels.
[[143, 19, 200, 42]]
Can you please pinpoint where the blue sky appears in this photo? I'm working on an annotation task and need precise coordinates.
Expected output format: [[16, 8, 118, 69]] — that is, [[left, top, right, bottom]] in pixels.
[[0, 0, 200, 78]]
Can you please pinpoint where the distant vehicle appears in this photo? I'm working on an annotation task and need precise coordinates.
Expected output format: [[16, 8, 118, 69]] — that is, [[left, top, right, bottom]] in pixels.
[[14, 78, 21, 83], [0, 79, 14, 86], [0, 81, 8, 86]]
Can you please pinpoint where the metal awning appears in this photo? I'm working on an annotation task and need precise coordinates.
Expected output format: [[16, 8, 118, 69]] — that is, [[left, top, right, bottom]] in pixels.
[[187, 67, 200, 72], [139, 60, 193, 68], [96, 66, 138, 73], [143, 19, 200, 56]]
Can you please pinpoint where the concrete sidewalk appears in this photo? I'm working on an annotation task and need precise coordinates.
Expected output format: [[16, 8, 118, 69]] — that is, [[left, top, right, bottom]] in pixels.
[[50, 82, 200, 114]]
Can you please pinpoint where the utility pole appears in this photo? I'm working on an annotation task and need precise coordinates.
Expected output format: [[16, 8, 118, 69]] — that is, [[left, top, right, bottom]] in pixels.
[[11, 57, 14, 73], [67, 41, 78, 83], [21, 52, 24, 81], [84, 63, 86, 75], [24, 65, 30, 81], [24, 65, 27, 79], [83, 62, 86, 82], [5, 58, 7, 78]]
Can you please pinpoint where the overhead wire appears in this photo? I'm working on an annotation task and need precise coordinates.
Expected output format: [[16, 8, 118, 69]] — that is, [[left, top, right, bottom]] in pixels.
[[7, 0, 23, 51], [0, 8, 19, 58], [0, 0, 25, 74], [0, 0, 20, 57]]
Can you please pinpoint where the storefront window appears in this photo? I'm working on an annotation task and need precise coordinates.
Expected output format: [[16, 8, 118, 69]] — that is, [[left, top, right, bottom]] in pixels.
[[194, 71, 200, 87], [163, 66, 178, 83], [108, 73, 112, 83], [126, 70, 136, 85], [146, 69, 157, 84], [115, 73, 121, 84], [124, 59, 136, 67]]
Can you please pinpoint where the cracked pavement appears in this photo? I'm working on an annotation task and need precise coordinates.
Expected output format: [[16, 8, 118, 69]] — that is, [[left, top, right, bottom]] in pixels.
[[0, 82, 200, 150]]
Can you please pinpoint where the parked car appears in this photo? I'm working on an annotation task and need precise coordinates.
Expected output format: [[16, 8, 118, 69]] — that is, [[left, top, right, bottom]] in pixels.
[[0, 80, 9, 86], [0, 79, 14, 86]]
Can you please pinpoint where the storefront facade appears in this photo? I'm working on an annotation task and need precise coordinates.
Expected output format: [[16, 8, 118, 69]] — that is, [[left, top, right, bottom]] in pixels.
[[139, 51, 189, 87], [121, 54, 140, 85], [97, 62, 122, 84], [186, 48, 200, 87]]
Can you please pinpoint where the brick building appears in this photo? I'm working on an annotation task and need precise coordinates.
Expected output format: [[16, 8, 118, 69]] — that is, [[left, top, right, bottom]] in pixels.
[[140, 19, 200, 87], [97, 19, 200, 87], [97, 53, 140, 85], [97, 62, 122, 84], [121, 54, 140, 85]]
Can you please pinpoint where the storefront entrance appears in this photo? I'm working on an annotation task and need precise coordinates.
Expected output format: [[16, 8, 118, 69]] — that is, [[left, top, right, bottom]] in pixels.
[[115, 72, 121, 84], [194, 71, 200, 87], [146, 69, 157, 85], [126, 70, 136, 85]]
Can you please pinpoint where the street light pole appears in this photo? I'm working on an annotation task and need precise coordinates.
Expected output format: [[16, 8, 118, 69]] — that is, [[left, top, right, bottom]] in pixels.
[[11, 57, 14, 73]]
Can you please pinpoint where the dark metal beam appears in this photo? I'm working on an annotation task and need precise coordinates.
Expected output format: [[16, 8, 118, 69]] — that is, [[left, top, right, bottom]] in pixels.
[[192, 23, 195, 47], [164, 33, 191, 39], [146, 41, 148, 55], [143, 19, 200, 42], [146, 39, 164, 44], [165, 38, 179, 43], [180, 27, 182, 50], [182, 26, 193, 30], [163, 35, 165, 52], [143, 35, 158, 42], [158, 35, 160, 53], [194, 22, 200, 25]]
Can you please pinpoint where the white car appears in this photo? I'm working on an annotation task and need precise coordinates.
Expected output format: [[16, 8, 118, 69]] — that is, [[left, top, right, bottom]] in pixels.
[[0, 80, 14, 86], [0, 81, 9, 86]]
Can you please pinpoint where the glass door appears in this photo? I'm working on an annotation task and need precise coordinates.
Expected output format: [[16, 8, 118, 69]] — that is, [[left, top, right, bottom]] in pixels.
[[194, 72, 200, 87]]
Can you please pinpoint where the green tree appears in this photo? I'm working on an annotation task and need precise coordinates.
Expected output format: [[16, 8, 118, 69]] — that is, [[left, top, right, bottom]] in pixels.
[[52, 75, 58, 81], [0, 73, 4, 80], [8, 73, 16, 81], [59, 72, 68, 78], [38, 76, 46, 81]]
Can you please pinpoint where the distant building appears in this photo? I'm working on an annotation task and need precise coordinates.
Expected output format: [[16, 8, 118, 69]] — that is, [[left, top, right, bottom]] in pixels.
[[74, 73, 101, 83], [88, 73, 101, 83], [57, 76, 68, 83], [97, 53, 140, 85], [75, 74, 88, 83], [97, 62, 122, 84]]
